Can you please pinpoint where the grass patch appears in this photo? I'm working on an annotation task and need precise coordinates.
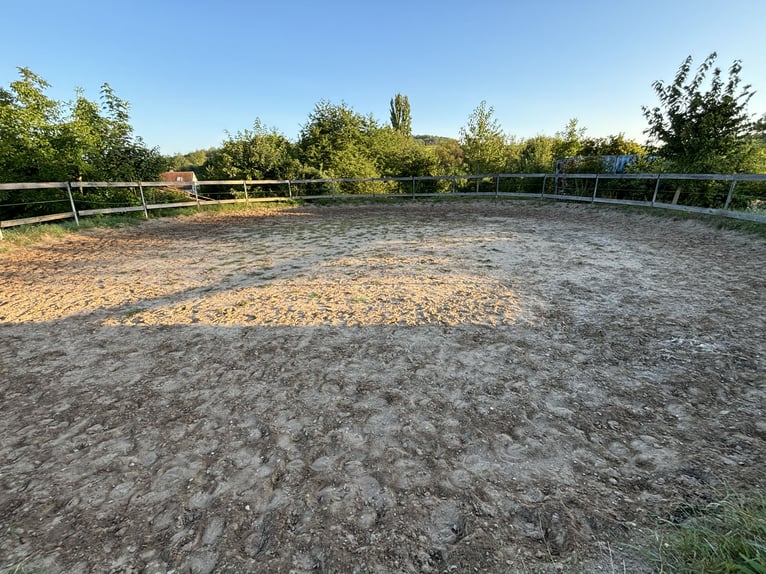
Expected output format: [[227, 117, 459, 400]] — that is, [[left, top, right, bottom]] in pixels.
[[125, 307, 146, 318], [0, 201, 299, 250], [602, 202, 766, 239], [646, 491, 766, 573]]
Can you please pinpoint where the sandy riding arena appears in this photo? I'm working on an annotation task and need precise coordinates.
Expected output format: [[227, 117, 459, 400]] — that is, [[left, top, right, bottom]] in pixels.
[[1, 201, 764, 573]]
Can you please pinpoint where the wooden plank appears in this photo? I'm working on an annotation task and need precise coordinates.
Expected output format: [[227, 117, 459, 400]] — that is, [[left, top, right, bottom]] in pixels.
[[146, 201, 200, 210], [653, 202, 718, 215], [1, 212, 74, 228], [75, 181, 140, 188], [0, 182, 69, 191], [498, 191, 545, 198], [196, 180, 247, 186], [593, 198, 653, 207], [77, 206, 147, 216], [722, 210, 766, 223], [657, 173, 734, 182], [139, 181, 194, 188]]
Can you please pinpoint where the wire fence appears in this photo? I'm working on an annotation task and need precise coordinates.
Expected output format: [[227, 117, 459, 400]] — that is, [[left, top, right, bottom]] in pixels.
[[1, 172, 765, 237]]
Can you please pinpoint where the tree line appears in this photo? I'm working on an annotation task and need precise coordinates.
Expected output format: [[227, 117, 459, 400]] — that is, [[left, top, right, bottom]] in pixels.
[[2, 53, 765, 192]]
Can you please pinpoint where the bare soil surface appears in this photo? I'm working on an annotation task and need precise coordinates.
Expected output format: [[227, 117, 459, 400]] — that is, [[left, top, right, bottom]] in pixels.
[[1, 201, 764, 573]]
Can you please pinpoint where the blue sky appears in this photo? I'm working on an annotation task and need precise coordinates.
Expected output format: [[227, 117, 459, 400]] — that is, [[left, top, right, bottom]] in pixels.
[[3, 0, 765, 155]]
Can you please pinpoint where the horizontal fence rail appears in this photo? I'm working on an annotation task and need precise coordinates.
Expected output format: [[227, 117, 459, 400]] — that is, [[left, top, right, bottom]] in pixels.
[[1, 172, 765, 237]]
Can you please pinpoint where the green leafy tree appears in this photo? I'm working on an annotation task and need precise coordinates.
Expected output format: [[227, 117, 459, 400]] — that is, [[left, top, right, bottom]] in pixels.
[[389, 93, 412, 136], [459, 101, 506, 174], [0, 68, 64, 181], [553, 118, 586, 160], [92, 84, 167, 181], [754, 114, 766, 142], [204, 119, 299, 180], [516, 135, 557, 173], [0, 69, 165, 184], [580, 134, 645, 156], [368, 127, 437, 177], [0, 68, 166, 218], [642, 52, 756, 173], [298, 100, 380, 191], [433, 137, 465, 176], [169, 148, 212, 172]]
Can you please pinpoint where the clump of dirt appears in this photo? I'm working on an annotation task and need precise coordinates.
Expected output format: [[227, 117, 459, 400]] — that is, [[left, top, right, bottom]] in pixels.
[[1, 201, 764, 573]]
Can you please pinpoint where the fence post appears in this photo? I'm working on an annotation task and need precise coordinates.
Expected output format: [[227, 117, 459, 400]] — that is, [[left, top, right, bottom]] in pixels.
[[411, 176, 415, 198], [592, 175, 600, 202], [723, 177, 737, 210], [287, 180, 292, 199], [193, 181, 200, 209], [495, 175, 500, 198], [541, 175, 547, 198], [651, 173, 662, 207], [138, 182, 149, 218], [243, 182, 249, 206], [66, 182, 80, 226]]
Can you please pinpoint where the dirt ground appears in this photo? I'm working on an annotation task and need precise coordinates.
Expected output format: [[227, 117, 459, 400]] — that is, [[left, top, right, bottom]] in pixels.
[[0, 200, 764, 574]]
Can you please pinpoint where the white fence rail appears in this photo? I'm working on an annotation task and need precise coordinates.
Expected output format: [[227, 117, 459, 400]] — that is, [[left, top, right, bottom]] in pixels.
[[1, 172, 765, 237]]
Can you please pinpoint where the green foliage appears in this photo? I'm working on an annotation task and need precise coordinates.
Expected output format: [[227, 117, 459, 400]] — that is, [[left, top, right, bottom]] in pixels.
[[581, 133, 646, 156], [459, 100, 506, 174], [368, 127, 437, 179], [642, 52, 757, 173], [514, 135, 558, 173], [647, 491, 766, 573], [0, 68, 63, 182], [169, 148, 212, 172], [298, 100, 373, 185], [203, 119, 299, 181], [553, 118, 586, 160], [389, 93, 412, 136], [432, 137, 465, 176], [297, 100, 436, 194], [0, 68, 167, 185]]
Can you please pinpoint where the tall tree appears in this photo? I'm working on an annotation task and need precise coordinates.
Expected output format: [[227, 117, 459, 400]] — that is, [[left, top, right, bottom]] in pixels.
[[204, 119, 298, 180], [459, 100, 506, 174], [389, 93, 412, 136], [433, 137, 465, 176], [642, 52, 756, 173], [367, 127, 437, 177], [516, 135, 557, 173], [0, 68, 165, 183], [298, 100, 380, 190], [0, 68, 63, 181], [553, 118, 586, 160]]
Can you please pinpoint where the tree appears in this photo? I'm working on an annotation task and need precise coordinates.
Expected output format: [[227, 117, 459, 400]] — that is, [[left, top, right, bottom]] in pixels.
[[0, 69, 165, 184], [368, 127, 437, 178], [432, 137, 465, 176], [642, 52, 756, 173], [580, 134, 645, 157], [516, 135, 557, 173], [0, 68, 63, 181], [298, 100, 380, 191], [553, 118, 586, 160], [389, 93, 412, 136], [459, 101, 506, 174], [169, 148, 212, 172], [204, 119, 299, 180]]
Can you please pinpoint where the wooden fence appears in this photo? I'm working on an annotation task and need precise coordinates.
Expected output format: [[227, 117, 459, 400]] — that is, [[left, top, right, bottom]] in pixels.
[[1, 172, 765, 238]]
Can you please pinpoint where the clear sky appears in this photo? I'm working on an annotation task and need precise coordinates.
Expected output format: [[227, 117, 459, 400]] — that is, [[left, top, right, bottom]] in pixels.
[[3, 0, 765, 155]]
